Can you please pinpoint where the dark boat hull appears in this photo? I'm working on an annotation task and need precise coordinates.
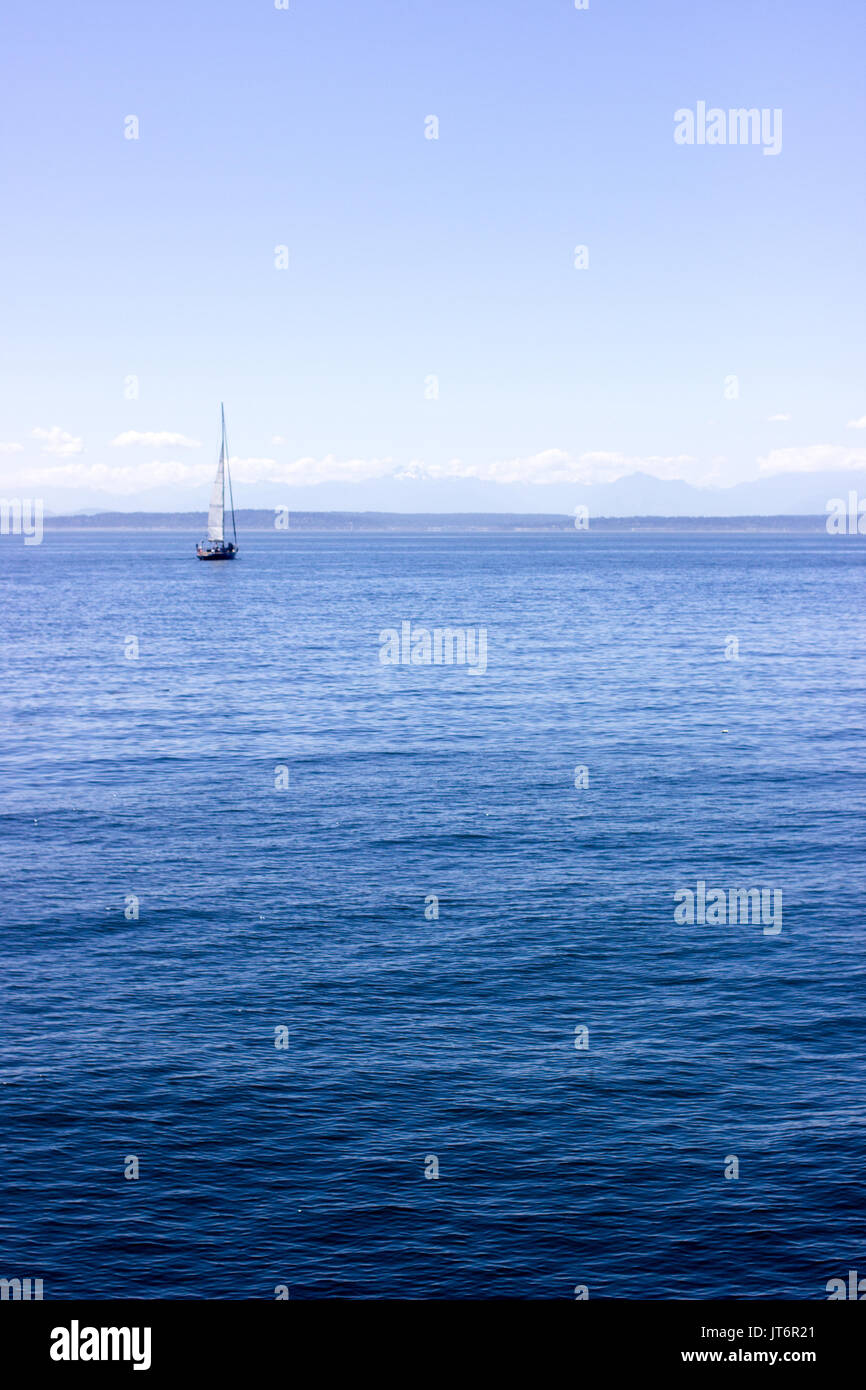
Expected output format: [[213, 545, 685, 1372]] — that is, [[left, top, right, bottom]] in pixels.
[[196, 544, 237, 561]]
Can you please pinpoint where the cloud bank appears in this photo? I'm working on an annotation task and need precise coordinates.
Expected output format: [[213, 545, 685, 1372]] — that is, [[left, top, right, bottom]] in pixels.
[[758, 445, 866, 475], [3, 443, 864, 496], [110, 431, 202, 448], [32, 426, 83, 456]]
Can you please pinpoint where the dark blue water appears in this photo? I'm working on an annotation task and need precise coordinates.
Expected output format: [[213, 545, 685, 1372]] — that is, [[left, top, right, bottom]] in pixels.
[[1, 531, 864, 1298]]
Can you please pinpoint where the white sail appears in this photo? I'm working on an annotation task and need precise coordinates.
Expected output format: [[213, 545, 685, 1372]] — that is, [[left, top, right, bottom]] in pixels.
[[206, 445, 225, 542], [198, 404, 236, 556]]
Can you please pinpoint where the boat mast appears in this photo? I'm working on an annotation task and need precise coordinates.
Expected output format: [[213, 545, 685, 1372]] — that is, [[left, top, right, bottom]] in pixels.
[[221, 402, 238, 544]]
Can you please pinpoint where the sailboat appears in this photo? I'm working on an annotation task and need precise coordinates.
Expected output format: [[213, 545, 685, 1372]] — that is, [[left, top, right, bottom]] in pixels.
[[196, 404, 238, 560]]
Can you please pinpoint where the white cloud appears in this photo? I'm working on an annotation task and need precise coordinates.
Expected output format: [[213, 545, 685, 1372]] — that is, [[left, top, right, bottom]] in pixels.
[[110, 430, 201, 448], [847, 415, 866, 429], [4, 460, 215, 494], [32, 426, 83, 456], [758, 445, 866, 475], [767, 413, 790, 422], [231, 455, 397, 484], [0, 455, 393, 493], [0, 441, 23, 453]]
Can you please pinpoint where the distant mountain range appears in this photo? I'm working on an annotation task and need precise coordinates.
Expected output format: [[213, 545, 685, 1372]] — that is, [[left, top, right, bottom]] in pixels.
[[44, 510, 832, 534], [41, 469, 866, 520]]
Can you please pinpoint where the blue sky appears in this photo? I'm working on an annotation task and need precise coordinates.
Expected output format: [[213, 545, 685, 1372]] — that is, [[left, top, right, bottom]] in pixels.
[[1, 0, 864, 512]]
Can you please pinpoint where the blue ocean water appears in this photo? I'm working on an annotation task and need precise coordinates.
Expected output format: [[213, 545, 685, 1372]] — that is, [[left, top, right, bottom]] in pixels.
[[0, 530, 864, 1299]]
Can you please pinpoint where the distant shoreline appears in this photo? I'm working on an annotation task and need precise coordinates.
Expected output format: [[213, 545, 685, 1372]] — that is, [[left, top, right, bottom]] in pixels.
[[41, 511, 831, 534]]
